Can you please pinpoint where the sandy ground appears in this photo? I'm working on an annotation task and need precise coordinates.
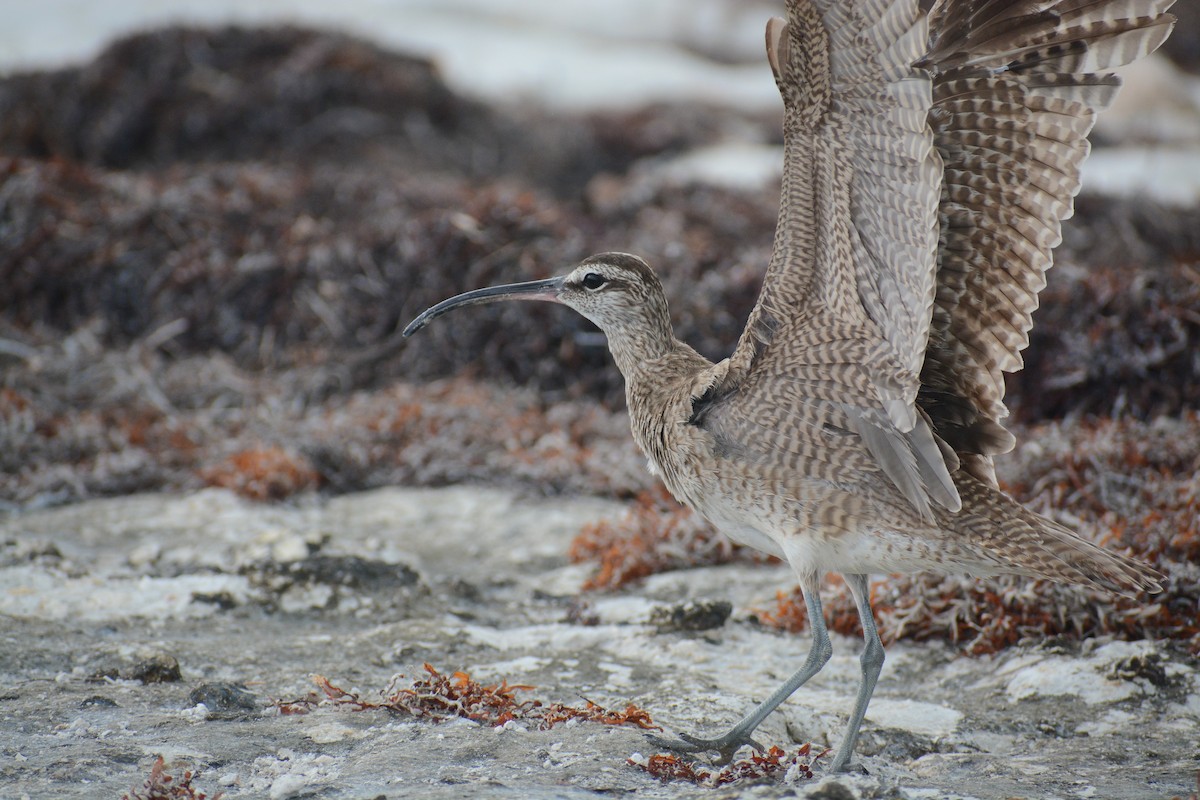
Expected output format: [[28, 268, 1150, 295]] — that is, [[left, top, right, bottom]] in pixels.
[[2, 487, 1197, 799]]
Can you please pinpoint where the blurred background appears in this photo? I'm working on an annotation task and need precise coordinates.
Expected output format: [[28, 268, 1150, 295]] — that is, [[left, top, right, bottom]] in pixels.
[[4, 1, 1200, 119]]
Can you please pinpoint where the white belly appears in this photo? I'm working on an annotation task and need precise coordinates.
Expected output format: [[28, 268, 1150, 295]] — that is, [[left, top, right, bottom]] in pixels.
[[695, 502, 787, 560]]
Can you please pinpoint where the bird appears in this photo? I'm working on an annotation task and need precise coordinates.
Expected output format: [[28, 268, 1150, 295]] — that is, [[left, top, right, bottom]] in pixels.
[[403, 0, 1173, 774]]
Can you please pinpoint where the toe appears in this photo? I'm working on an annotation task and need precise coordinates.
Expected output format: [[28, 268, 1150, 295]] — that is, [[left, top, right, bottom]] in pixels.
[[644, 730, 762, 764]]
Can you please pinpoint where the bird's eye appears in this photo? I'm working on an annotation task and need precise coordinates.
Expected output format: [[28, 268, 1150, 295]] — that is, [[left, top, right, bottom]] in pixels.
[[581, 272, 607, 290]]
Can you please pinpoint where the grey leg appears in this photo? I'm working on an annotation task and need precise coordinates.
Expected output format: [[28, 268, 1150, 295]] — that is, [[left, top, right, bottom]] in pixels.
[[647, 576, 832, 762], [828, 573, 884, 772]]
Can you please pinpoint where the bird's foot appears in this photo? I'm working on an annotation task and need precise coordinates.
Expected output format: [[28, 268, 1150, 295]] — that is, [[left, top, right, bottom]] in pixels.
[[824, 752, 868, 775], [644, 729, 764, 765]]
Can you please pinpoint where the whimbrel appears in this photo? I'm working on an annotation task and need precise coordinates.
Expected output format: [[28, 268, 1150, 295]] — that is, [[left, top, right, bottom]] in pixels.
[[404, 0, 1172, 773]]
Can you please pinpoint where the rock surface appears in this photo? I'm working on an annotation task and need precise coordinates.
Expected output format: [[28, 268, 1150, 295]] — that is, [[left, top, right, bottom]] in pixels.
[[2, 488, 1196, 798]]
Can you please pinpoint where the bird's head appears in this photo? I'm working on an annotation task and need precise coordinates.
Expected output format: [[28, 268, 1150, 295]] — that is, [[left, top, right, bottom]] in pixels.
[[403, 252, 672, 343]]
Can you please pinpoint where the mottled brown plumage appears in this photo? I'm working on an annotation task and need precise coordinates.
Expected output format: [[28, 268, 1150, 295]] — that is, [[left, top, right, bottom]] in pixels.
[[404, 0, 1173, 773]]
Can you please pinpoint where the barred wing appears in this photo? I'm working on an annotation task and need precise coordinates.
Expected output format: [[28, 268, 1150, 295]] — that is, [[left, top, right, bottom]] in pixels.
[[718, 0, 961, 519], [917, 0, 1177, 482], [726, 0, 940, 428]]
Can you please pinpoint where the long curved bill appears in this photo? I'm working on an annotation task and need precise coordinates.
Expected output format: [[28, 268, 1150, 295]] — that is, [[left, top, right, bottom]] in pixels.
[[402, 276, 565, 337]]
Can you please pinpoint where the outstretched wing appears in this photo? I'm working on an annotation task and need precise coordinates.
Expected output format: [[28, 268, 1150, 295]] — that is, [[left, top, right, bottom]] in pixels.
[[714, 0, 960, 520], [727, 0, 940, 430], [917, 0, 1177, 483], [707, 0, 1175, 520]]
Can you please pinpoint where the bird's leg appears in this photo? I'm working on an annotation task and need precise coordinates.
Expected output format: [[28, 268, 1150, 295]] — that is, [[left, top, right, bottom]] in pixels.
[[827, 573, 884, 773], [646, 578, 832, 763]]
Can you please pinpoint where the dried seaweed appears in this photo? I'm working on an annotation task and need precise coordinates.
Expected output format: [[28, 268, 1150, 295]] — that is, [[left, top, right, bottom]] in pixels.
[[0, 340, 655, 505], [629, 744, 820, 787], [200, 446, 320, 500], [569, 486, 758, 590], [122, 756, 222, 800], [1012, 250, 1200, 422], [274, 664, 659, 732], [0, 26, 774, 410]]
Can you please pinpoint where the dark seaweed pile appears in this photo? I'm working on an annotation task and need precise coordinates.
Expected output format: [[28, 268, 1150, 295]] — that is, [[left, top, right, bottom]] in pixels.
[[0, 26, 778, 409], [1, 25, 1198, 508]]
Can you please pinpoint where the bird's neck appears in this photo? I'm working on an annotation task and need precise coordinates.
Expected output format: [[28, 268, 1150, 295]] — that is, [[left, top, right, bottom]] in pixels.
[[606, 328, 714, 414], [604, 322, 692, 381]]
